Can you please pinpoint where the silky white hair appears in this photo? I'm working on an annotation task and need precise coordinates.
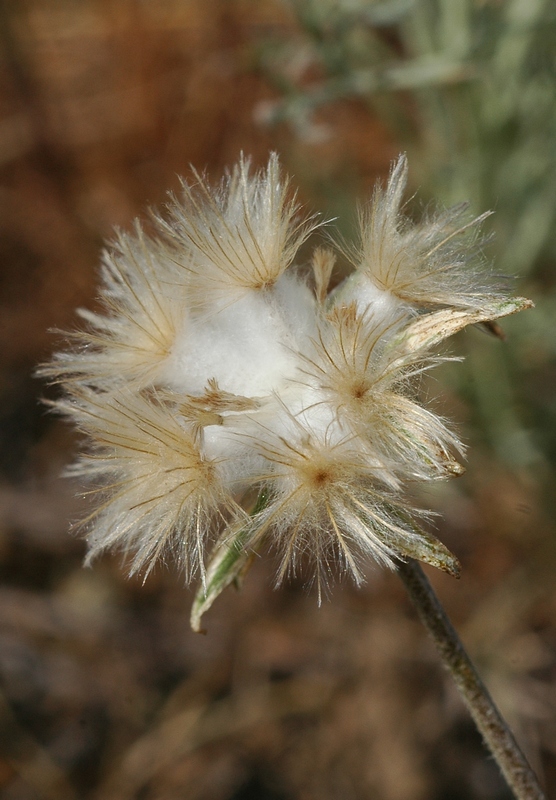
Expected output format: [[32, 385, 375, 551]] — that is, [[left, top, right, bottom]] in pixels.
[[42, 154, 531, 590]]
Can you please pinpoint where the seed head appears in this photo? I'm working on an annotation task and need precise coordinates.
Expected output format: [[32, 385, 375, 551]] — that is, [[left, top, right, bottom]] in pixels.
[[41, 153, 532, 604], [349, 155, 503, 317]]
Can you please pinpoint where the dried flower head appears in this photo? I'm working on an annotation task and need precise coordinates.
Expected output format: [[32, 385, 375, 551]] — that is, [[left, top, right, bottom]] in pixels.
[[57, 386, 243, 580], [41, 153, 532, 627], [342, 155, 505, 325], [159, 153, 320, 309], [42, 225, 188, 392]]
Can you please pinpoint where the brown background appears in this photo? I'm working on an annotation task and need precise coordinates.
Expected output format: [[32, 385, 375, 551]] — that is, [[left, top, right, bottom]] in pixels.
[[0, 2, 554, 799]]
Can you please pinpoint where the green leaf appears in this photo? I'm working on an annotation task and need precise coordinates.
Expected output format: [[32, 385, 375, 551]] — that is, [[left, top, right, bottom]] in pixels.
[[190, 491, 269, 633], [190, 525, 252, 633]]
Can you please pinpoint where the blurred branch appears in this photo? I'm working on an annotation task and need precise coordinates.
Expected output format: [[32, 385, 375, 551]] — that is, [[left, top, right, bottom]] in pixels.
[[398, 559, 546, 800]]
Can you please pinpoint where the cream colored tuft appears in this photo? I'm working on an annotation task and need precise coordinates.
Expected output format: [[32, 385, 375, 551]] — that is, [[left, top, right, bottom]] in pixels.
[[42, 154, 531, 590], [355, 155, 502, 311]]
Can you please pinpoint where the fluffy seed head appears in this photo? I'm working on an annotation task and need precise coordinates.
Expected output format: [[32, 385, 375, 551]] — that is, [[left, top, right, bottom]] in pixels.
[[41, 153, 531, 600], [354, 154, 503, 312], [248, 430, 402, 586], [296, 303, 463, 482], [59, 387, 241, 580], [40, 225, 188, 392], [160, 153, 320, 309]]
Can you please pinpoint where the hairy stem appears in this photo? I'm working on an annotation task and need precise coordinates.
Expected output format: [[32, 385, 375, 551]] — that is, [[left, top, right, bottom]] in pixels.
[[397, 558, 546, 800]]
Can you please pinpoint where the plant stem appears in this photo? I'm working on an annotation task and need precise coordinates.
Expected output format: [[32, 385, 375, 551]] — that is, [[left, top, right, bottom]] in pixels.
[[397, 558, 546, 800]]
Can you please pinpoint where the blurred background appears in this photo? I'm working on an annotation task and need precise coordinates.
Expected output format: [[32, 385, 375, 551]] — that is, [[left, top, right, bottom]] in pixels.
[[1, 1, 555, 798]]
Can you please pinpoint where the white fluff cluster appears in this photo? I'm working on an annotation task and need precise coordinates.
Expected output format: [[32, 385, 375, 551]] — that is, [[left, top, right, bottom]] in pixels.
[[43, 154, 528, 596]]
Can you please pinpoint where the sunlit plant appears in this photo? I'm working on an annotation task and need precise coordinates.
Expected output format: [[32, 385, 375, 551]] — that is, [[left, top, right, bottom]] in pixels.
[[42, 155, 543, 800]]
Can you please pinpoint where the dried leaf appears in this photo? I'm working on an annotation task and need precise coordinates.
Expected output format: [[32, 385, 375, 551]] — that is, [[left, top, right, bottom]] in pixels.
[[398, 297, 533, 354], [394, 525, 461, 578]]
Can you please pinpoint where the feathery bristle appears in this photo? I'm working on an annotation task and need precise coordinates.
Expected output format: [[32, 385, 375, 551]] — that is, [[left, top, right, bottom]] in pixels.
[[295, 304, 462, 481], [59, 388, 241, 580], [39, 225, 188, 392], [243, 428, 452, 596], [160, 153, 321, 309], [355, 154, 502, 311]]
